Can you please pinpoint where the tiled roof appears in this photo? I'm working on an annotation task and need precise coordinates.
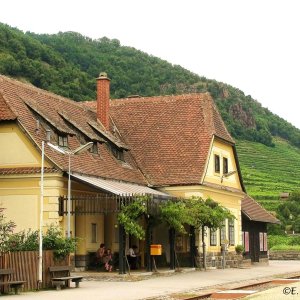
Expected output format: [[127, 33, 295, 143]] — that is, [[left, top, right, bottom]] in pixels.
[[0, 94, 16, 121], [108, 94, 234, 186], [0, 75, 146, 185], [242, 195, 280, 224], [0, 74, 235, 188], [0, 167, 59, 175]]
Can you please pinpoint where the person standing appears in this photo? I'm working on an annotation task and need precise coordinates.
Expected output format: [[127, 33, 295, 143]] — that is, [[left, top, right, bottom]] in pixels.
[[128, 245, 138, 269]]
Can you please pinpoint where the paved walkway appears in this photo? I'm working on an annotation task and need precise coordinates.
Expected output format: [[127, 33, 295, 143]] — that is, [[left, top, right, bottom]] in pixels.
[[3, 261, 300, 299]]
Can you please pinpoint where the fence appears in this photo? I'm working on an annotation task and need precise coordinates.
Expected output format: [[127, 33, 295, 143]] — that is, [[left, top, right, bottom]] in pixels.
[[0, 250, 69, 292]]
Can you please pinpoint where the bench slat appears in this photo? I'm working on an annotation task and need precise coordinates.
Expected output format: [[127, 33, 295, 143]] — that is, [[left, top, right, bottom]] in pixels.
[[0, 281, 26, 285], [0, 269, 14, 275], [49, 266, 72, 272], [52, 276, 83, 281]]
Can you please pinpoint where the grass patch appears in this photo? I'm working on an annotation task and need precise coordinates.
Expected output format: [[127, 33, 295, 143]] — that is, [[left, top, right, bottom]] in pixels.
[[270, 244, 300, 251]]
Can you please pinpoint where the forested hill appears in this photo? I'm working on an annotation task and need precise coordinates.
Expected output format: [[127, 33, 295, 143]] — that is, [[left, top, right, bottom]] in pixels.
[[1, 22, 300, 149]]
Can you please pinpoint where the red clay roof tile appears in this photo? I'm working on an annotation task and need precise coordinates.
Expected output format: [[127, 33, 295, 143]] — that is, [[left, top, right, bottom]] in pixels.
[[0, 93, 16, 121], [0, 75, 146, 185], [242, 195, 280, 224], [0, 167, 59, 175]]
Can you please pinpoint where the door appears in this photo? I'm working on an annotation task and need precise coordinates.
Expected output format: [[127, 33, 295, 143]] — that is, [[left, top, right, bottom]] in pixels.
[[250, 230, 260, 262]]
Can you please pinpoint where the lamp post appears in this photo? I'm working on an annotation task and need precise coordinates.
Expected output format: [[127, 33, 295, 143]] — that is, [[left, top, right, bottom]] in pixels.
[[47, 142, 93, 238], [38, 141, 45, 287]]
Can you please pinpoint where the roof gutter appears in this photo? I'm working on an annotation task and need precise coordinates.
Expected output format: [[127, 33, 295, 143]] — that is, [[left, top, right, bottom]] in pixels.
[[200, 135, 215, 184]]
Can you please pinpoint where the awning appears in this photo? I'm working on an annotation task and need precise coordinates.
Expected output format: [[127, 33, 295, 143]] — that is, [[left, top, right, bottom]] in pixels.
[[70, 173, 169, 197]]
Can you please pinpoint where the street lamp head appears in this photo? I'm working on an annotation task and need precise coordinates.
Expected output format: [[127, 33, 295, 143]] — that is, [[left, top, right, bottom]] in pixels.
[[221, 170, 237, 183], [47, 142, 66, 154], [223, 170, 237, 178], [47, 142, 94, 155]]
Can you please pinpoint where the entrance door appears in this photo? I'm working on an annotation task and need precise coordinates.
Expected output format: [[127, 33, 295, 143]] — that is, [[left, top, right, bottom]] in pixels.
[[250, 231, 260, 262]]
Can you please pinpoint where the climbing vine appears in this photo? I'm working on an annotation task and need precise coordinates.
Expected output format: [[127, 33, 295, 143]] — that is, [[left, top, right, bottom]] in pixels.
[[117, 196, 148, 240]]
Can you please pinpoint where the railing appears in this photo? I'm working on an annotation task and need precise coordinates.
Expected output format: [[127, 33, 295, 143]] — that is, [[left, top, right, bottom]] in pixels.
[[58, 193, 167, 216]]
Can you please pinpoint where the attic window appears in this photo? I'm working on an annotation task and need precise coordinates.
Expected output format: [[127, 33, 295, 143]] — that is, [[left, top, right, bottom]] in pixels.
[[58, 135, 68, 147], [223, 157, 228, 174], [214, 154, 220, 173]]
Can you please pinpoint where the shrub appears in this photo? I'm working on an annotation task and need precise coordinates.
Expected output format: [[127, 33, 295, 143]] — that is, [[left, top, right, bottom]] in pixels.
[[3, 225, 77, 261], [0, 208, 16, 252], [235, 244, 244, 254], [43, 226, 77, 260]]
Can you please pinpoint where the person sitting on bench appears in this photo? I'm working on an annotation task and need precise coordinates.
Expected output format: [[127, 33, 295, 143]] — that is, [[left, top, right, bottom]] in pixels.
[[96, 243, 106, 270]]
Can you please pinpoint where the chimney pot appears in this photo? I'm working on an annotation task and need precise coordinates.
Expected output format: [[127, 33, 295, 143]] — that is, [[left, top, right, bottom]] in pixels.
[[99, 72, 108, 78]]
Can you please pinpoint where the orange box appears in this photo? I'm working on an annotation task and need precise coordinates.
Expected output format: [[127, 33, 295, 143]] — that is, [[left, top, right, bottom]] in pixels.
[[150, 244, 162, 255]]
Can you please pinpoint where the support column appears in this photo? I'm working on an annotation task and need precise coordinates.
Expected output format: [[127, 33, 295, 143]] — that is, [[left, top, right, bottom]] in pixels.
[[118, 224, 126, 274], [169, 228, 175, 270], [190, 226, 196, 268]]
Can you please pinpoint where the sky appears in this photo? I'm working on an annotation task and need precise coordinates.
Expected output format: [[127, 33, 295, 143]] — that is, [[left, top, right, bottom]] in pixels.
[[1, 0, 300, 128]]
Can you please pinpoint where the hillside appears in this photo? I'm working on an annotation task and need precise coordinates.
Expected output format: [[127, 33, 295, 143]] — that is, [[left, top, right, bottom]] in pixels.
[[237, 138, 300, 211], [1, 22, 300, 203]]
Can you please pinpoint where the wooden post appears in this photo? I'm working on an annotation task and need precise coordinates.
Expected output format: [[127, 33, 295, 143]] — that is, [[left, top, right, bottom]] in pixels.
[[190, 226, 196, 268], [118, 225, 126, 274], [202, 226, 206, 270]]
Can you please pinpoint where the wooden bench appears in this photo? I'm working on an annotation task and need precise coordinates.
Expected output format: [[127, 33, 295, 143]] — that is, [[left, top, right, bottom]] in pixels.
[[49, 266, 83, 290], [0, 269, 26, 295]]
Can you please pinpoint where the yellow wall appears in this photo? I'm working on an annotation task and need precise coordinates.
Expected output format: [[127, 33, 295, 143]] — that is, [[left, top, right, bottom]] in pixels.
[[75, 214, 104, 255], [0, 173, 64, 232], [204, 138, 242, 190], [0, 123, 50, 168]]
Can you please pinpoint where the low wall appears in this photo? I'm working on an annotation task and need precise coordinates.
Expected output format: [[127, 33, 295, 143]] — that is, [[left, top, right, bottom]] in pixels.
[[196, 252, 244, 269], [269, 251, 300, 260]]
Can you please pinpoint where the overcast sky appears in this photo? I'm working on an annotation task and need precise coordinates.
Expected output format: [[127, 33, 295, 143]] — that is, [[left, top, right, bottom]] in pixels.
[[1, 0, 299, 129]]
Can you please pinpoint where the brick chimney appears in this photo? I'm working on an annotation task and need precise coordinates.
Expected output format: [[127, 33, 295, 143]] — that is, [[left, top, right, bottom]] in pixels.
[[96, 72, 110, 129]]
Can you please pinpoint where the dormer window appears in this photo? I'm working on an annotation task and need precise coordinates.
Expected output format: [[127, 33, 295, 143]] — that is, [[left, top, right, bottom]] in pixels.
[[89, 142, 98, 155], [58, 135, 68, 147], [214, 154, 220, 173], [109, 144, 124, 161]]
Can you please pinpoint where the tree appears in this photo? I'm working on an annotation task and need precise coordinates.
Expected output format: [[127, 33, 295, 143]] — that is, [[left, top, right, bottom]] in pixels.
[[185, 197, 235, 269], [159, 197, 234, 269]]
